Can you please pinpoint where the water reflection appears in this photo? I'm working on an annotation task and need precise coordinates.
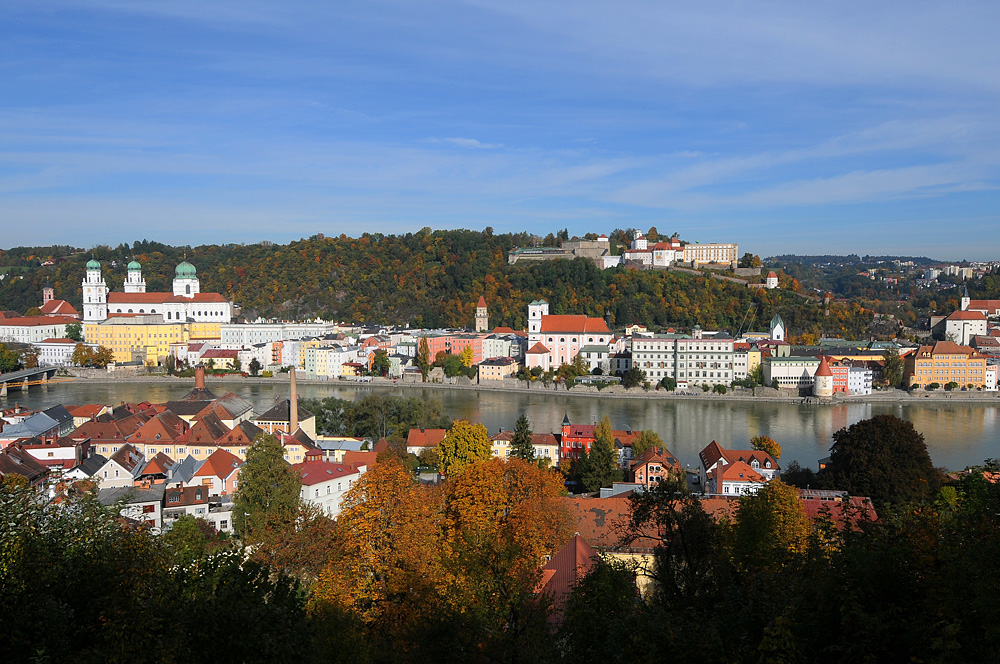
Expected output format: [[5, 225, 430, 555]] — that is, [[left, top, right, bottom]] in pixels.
[[7, 381, 1000, 471]]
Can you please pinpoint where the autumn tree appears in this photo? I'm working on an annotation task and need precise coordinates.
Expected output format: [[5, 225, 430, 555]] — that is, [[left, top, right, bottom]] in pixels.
[[92, 345, 115, 368], [372, 349, 390, 376], [233, 433, 302, 538], [728, 480, 810, 573], [439, 419, 492, 476], [441, 458, 572, 659], [71, 343, 94, 367], [510, 413, 534, 461], [750, 435, 781, 460], [417, 336, 431, 381], [819, 414, 940, 508], [459, 345, 474, 368], [580, 416, 621, 492], [739, 252, 763, 268], [631, 429, 665, 457]]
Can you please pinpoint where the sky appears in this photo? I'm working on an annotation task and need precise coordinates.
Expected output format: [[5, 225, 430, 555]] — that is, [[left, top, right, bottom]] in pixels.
[[2, 1, 1000, 259]]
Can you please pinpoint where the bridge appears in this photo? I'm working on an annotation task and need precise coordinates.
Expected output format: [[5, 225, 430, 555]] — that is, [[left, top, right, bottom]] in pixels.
[[0, 366, 67, 397]]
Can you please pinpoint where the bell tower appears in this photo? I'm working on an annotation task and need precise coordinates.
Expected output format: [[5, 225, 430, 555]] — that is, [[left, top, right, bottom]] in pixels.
[[82, 259, 108, 323]]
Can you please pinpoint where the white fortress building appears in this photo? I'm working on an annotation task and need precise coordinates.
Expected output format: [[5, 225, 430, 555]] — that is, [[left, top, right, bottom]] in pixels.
[[82, 260, 233, 324]]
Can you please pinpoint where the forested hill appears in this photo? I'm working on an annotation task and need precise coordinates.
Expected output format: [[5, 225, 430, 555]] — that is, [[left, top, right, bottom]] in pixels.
[[0, 231, 867, 337]]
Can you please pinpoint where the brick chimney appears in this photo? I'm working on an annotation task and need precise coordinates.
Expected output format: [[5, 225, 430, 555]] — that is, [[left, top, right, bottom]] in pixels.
[[289, 368, 298, 434], [195, 365, 206, 389]]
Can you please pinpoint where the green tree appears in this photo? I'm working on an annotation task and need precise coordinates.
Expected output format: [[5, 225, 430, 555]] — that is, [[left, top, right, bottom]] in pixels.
[[739, 252, 763, 268], [510, 413, 535, 461], [248, 357, 262, 377], [233, 433, 302, 538], [162, 515, 219, 566], [372, 349, 390, 376], [750, 434, 782, 460], [882, 346, 904, 387], [659, 376, 676, 391], [64, 322, 83, 342], [0, 343, 23, 372], [417, 336, 431, 382], [729, 479, 810, 573], [750, 363, 764, 386], [439, 419, 492, 476], [819, 414, 940, 509], [621, 366, 647, 389], [581, 416, 621, 492], [231, 356, 242, 372]]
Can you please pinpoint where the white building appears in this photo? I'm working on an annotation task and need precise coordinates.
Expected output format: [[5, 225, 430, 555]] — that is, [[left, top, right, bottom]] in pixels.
[[295, 460, 367, 518], [944, 310, 988, 346], [848, 365, 874, 395], [630, 329, 735, 387], [682, 242, 739, 266], [85, 260, 233, 324], [0, 316, 77, 344], [764, 356, 821, 391], [34, 338, 95, 366], [525, 300, 612, 369], [220, 321, 342, 345]]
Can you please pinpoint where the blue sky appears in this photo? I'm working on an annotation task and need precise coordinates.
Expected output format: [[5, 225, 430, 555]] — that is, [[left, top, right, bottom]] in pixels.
[[2, 1, 999, 259]]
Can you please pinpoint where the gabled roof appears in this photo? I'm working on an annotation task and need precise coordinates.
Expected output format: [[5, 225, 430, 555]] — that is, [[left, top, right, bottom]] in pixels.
[[217, 420, 264, 446], [39, 299, 79, 316], [193, 448, 242, 480], [130, 411, 189, 444], [341, 450, 378, 468], [698, 440, 728, 470], [406, 428, 447, 448], [537, 534, 599, 610], [709, 460, 767, 485], [0, 315, 78, 326], [256, 399, 312, 424], [97, 483, 165, 506], [946, 310, 987, 321], [526, 342, 550, 354], [632, 446, 681, 470], [107, 443, 144, 474], [73, 453, 107, 477], [107, 292, 229, 304], [140, 452, 175, 476], [164, 485, 211, 507], [0, 445, 48, 484], [68, 404, 106, 420], [71, 419, 131, 442], [182, 413, 229, 445]]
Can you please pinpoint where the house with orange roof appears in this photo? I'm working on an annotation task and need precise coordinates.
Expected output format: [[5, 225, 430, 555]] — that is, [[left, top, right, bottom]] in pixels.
[[70, 414, 148, 457], [0, 315, 79, 344], [406, 427, 448, 455], [705, 460, 768, 495], [128, 411, 191, 460], [629, 446, 683, 488], [186, 448, 242, 496], [67, 404, 110, 427], [698, 440, 780, 490]]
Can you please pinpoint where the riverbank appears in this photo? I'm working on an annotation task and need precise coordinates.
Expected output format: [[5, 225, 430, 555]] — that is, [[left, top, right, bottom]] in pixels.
[[50, 373, 1000, 404]]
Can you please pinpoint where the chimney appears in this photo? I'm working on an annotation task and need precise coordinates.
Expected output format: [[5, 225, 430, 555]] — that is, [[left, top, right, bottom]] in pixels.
[[289, 368, 298, 434], [195, 365, 206, 390]]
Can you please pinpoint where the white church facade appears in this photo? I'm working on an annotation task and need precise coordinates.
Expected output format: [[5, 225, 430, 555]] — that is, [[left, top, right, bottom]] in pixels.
[[82, 260, 233, 324]]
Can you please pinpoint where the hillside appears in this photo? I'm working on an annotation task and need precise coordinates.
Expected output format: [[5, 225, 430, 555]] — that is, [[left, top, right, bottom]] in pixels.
[[1, 231, 872, 338]]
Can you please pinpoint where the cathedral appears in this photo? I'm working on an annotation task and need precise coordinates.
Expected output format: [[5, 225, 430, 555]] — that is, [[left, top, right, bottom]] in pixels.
[[82, 260, 233, 324]]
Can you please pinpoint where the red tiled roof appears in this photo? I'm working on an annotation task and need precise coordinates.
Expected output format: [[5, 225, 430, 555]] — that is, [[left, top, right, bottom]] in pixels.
[[194, 448, 241, 479], [539, 315, 611, 335], [294, 460, 363, 486], [537, 534, 599, 613], [108, 292, 229, 304], [526, 342, 550, 354], [341, 450, 377, 468], [0, 316, 78, 326], [710, 460, 766, 484], [39, 338, 78, 344], [202, 348, 238, 359], [40, 300, 79, 316], [68, 404, 105, 419], [815, 356, 833, 377], [947, 310, 987, 320], [477, 296, 487, 307], [406, 428, 447, 448]]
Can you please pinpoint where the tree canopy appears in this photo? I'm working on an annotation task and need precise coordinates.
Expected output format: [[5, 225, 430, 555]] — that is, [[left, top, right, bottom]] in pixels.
[[439, 419, 492, 476], [819, 414, 940, 508], [510, 413, 535, 461], [233, 433, 302, 538]]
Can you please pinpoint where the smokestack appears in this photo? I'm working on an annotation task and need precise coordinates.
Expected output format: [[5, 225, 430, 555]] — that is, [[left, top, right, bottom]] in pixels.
[[195, 365, 205, 390], [289, 368, 298, 434]]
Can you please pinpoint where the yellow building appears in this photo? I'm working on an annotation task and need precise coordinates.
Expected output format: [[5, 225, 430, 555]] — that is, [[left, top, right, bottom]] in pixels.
[[188, 321, 222, 342], [299, 339, 326, 370], [85, 315, 189, 365], [905, 341, 988, 389]]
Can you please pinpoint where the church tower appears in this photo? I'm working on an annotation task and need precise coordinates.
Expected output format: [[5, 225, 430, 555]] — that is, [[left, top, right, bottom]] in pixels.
[[962, 285, 970, 312], [769, 313, 785, 342], [528, 299, 549, 336], [172, 260, 200, 297], [475, 296, 489, 332], [42, 282, 54, 304], [124, 260, 147, 293], [82, 259, 108, 323]]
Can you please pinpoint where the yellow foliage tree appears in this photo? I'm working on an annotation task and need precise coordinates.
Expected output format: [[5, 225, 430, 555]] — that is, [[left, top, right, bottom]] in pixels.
[[459, 344, 474, 367], [439, 419, 492, 476], [750, 435, 782, 460]]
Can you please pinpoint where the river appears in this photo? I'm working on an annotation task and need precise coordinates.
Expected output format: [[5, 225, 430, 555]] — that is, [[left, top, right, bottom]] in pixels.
[[9, 379, 1000, 472]]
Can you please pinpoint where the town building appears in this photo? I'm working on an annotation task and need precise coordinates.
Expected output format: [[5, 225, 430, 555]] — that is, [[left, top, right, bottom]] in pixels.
[[525, 300, 612, 369], [475, 296, 489, 332], [630, 330, 735, 387], [905, 341, 989, 389], [478, 356, 518, 381], [629, 446, 682, 488], [944, 310, 988, 346], [698, 441, 780, 494], [489, 430, 560, 466], [0, 316, 78, 344]]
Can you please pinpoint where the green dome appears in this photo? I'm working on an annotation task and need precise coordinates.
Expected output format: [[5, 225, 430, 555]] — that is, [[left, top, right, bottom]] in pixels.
[[86, 259, 101, 270], [127, 260, 141, 270], [175, 261, 197, 278]]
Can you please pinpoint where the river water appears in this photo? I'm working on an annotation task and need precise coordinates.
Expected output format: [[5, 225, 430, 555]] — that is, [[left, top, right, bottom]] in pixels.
[[9, 380, 1000, 472]]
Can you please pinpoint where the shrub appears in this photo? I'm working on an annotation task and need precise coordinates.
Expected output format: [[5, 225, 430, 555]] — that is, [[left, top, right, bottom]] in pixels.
[[926, 382, 940, 391]]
